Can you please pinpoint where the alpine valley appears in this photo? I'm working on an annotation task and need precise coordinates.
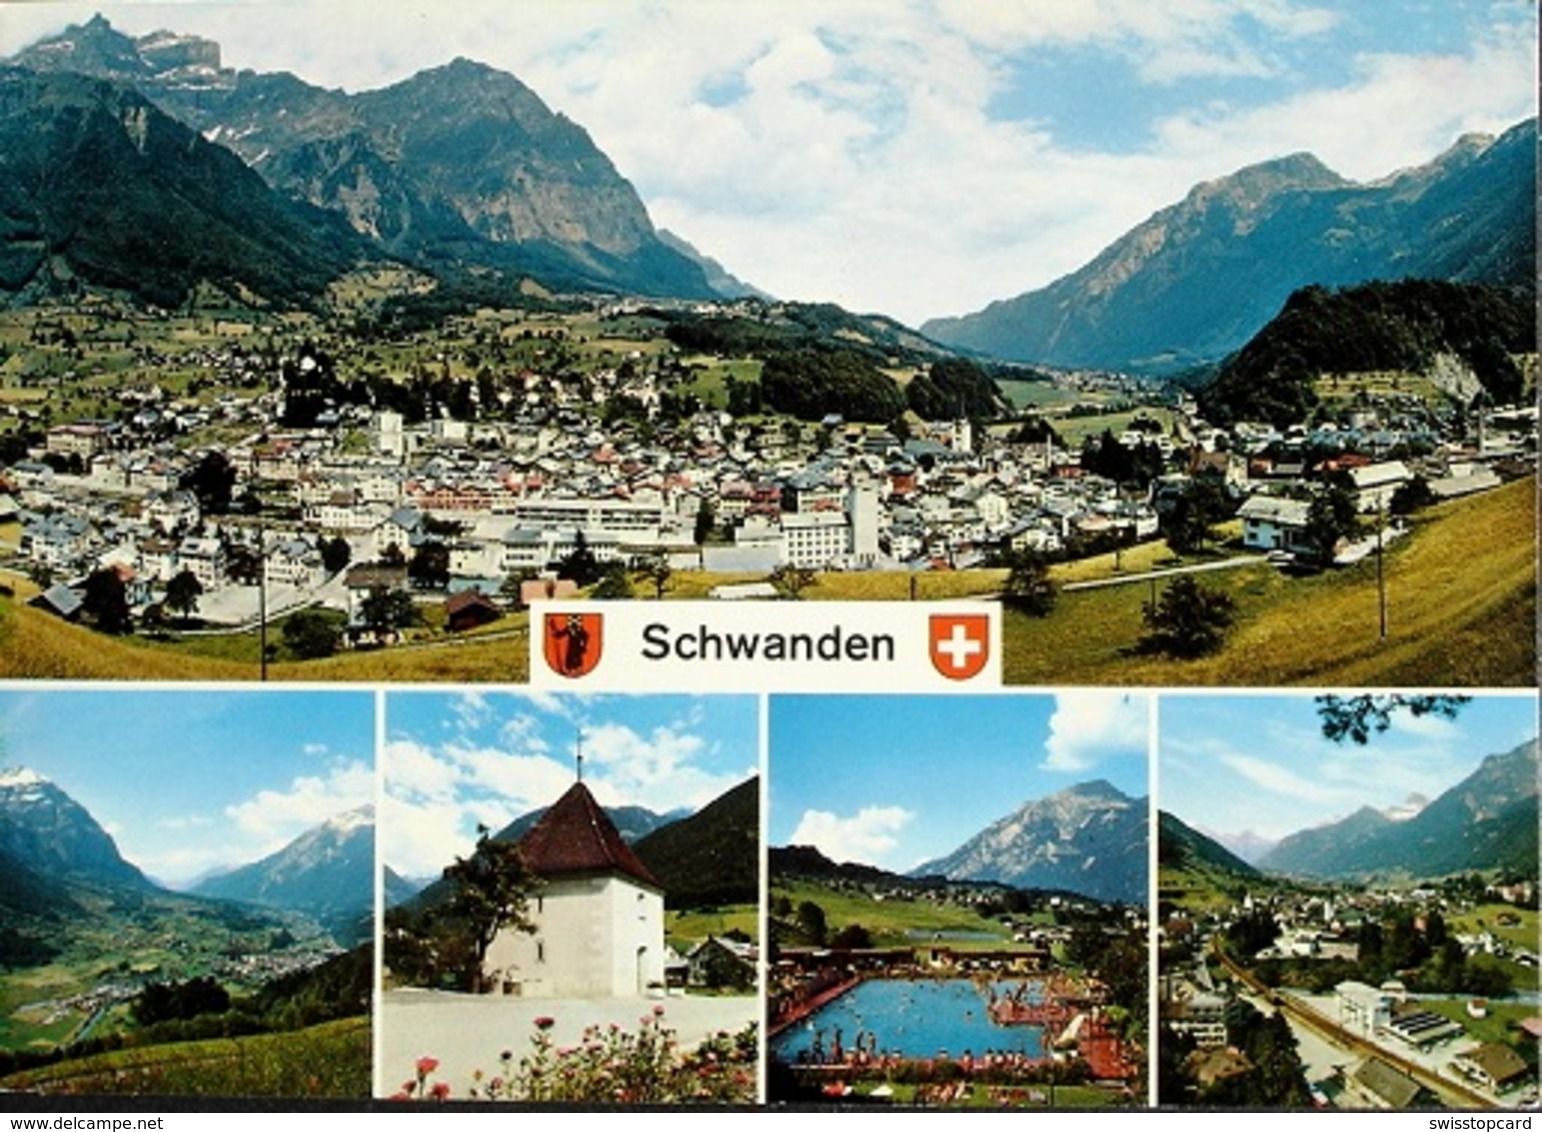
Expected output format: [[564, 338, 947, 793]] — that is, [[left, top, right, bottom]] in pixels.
[[0, 14, 1532, 693], [1158, 736, 1540, 1110], [0, 766, 371, 1095]]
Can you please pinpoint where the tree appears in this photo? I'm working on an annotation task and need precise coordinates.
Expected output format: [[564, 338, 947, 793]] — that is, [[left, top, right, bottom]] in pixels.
[[829, 923, 873, 950], [769, 562, 816, 599], [794, 900, 828, 946], [359, 586, 416, 638], [282, 609, 341, 660], [408, 540, 451, 590], [639, 549, 672, 600], [590, 562, 635, 600], [555, 531, 602, 587], [320, 536, 352, 575], [1389, 475, 1436, 516], [1164, 477, 1232, 555], [693, 499, 715, 546], [1314, 694, 1471, 745], [440, 827, 539, 994], [1304, 476, 1360, 563], [181, 450, 236, 515], [499, 568, 538, 611], [81, 568, 132, 634], [1000, 549, 1057, 616], [164, 568, 203, 622], [1139, 576, 1237, 658]]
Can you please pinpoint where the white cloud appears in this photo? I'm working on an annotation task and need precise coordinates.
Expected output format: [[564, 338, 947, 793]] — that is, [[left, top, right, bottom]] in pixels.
[[380, 794, 471, 880], [12, 2, 1529, 326], [223, 759, 374, 851], [383, 738, 461, 804], [449, 690, 493, 734], [1042, 692, 1149, 772], [1217, 751, 1350, 808], [789, 805, 913, 868]]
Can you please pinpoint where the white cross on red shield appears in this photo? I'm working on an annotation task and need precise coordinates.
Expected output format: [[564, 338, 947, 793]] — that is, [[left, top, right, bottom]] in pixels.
[[928, 613, 990, 681]]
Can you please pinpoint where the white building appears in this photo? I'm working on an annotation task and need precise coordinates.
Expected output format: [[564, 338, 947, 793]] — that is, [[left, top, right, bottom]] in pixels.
[[484, 781, 665, 998], [1237, 495, 1314, 553], [781, 510, 849, 568]]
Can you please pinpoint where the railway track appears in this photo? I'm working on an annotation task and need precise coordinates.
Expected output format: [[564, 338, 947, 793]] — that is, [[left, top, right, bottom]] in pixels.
[[1209, 939, 1497, 1109]]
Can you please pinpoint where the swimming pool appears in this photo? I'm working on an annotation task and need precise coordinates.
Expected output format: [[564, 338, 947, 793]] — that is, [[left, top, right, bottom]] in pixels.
[[770, 978, 1046, 1062]]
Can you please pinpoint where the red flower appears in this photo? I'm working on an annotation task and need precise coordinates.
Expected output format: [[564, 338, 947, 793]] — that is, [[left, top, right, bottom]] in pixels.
[[416, 1056, 439, 1076], [652, 1004, 666, 1016], [430, 1082, 451, 1101], [534, 1016, 556, 1031]]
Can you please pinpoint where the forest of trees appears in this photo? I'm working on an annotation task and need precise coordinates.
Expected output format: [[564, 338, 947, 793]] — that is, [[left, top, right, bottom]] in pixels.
[[1199, 279, 1535, 427]]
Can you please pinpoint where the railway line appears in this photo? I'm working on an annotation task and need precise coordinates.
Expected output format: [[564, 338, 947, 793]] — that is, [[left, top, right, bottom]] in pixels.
[[1209, 938, 1497, 1109]]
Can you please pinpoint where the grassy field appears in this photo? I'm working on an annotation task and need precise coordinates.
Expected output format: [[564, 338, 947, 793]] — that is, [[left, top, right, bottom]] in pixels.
[[772, 878, 1021, 950], [1422, 998, 1538, 1049], [0, 1016, 370, 1098], [667, 904, 758, 953], [1051, 408, 1176, 449], [1003, 477, 1536, 686], [0, 477, 1529, 686]]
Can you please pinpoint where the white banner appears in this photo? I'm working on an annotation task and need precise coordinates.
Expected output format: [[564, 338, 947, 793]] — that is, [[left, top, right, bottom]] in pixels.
[[527, 600, 1000, 691]]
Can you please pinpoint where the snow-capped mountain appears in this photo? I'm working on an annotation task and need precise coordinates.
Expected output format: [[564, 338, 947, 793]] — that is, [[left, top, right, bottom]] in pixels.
[[189, 805, 374, 941], [0, 765, 149, 889], [911, 780, 1148, 904]]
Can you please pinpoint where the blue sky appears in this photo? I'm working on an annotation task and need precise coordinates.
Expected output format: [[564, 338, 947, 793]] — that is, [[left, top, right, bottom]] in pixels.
[[1159, 692, 1539, 843], [0, 689, 373, 886], [770, 692, 1150, 871], [382, 691, 758, 877], [1, 1, 1533, 325]]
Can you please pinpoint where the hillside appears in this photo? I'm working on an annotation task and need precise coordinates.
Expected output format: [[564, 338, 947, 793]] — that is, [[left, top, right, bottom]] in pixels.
[[0, 67, 367, 307], [189, 807, 375, 946], [1000, 474, 1535, 687], [0, 1015, 369, 1097], [923, 120, 1536, 373], [1157, 811, 1260, 878], [1197, 279, 1535, 427], [912, 779, 1148, 904], [633, 777, 759, 908], [8, 17, 720, 301], [1260, 739, 1539, 880]]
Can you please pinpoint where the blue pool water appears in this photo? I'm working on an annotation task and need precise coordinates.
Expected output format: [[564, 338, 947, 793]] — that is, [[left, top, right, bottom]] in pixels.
[[770, 979, 1045, 1062]]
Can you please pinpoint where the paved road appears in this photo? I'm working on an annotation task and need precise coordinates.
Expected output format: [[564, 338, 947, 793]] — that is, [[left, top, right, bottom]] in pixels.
[[1063, 555, 1266, 592]]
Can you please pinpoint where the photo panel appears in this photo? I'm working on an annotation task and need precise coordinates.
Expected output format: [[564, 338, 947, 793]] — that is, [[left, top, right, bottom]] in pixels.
[[1156, 690, 1540, 1110], [377, 689, 761, 1104], [766, 691, 1152, 1108], [0, 687, 376, 1098]]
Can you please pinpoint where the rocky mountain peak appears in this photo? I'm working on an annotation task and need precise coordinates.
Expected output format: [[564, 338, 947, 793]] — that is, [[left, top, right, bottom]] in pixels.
[[910, 780, 1147, 904], [0, 764, 149, 889]]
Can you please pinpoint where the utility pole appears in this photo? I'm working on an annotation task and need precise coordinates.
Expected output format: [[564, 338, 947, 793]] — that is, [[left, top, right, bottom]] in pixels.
[[1375, 499, 1387, 640], [257, 520, 269, 681]]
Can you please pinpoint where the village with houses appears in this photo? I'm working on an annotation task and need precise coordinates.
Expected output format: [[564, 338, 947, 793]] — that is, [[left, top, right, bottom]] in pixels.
[[0, 296, 1532, 680], [1160, 880, 1540, 1111]]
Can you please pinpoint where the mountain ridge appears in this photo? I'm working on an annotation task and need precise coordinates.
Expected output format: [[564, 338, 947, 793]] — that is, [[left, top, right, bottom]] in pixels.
[[910, 779, 1148, 904], [1258, 739, 1538, 879], [922, 119, 1536, 373], [7, 17, 727, 301]]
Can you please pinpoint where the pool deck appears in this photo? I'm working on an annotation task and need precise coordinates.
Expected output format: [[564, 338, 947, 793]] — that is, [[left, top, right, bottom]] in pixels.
[[768, 973, 859, 1038]]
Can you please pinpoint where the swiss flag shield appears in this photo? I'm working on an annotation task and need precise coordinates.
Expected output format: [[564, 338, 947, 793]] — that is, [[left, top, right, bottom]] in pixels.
[[543, 612, 604, 678], [928, 613, 990, 681]]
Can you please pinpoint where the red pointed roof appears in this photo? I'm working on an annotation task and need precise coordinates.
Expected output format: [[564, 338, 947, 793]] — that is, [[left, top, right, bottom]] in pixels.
[[517, 781, 662, 892]]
